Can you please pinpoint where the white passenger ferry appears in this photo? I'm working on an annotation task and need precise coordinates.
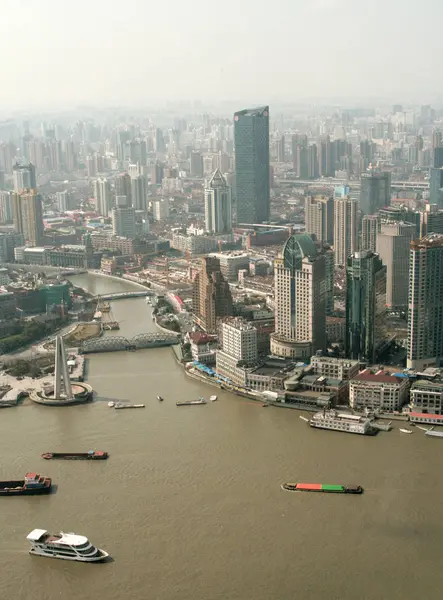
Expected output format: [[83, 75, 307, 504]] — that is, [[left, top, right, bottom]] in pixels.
[[309, 410, 374, 435], [27, 529, 109, 562]]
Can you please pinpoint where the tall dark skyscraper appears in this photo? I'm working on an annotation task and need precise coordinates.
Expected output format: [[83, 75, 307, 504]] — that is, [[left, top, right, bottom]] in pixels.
[[234, 106, 270, 224], [345, 250, 387, 363], [360, 170, 391, 215]]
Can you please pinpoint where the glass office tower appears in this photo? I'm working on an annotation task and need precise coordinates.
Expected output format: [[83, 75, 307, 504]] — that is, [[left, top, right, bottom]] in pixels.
[[234, 106, 270, 224]]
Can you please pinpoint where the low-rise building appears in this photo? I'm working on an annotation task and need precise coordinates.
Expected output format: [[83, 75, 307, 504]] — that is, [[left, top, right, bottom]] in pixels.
[[310, 355, 360, 380], [349, 369, 409, 412], [187, 331, 218, 365], [409, 379, 443, 415]]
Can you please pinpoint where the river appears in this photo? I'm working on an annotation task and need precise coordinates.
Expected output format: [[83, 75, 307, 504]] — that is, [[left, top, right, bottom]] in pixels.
[[0, 272, 442, 600]]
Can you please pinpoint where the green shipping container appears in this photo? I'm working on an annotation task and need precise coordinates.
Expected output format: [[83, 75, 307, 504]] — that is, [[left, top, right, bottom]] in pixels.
[[321, 484, 345, 492]]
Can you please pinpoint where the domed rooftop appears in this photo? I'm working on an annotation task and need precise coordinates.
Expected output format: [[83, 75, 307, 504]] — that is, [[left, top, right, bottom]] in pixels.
[[282, 234, 317, 270]]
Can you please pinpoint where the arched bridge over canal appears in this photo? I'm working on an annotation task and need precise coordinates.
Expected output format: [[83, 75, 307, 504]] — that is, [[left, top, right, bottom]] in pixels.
[[80, 332, 180, 354]]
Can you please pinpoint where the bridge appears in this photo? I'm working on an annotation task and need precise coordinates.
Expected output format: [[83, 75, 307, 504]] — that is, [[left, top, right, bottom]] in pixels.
[[275, 177, 429, 191], [79, 332, 180, 354], [92, 291, 153, 301]]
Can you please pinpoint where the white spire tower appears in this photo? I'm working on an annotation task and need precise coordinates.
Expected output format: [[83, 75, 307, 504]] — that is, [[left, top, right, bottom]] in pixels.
[[54, 336, 74, 400]]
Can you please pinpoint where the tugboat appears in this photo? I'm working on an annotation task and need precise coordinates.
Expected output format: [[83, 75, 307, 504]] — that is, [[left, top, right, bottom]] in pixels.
[[0, 473, 52, 495], [41, 451, 108, 460], [27, 529, 109, 562]]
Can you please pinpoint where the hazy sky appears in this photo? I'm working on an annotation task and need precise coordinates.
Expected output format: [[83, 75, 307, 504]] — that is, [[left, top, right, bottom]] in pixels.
[[1, 0, 441, 108]]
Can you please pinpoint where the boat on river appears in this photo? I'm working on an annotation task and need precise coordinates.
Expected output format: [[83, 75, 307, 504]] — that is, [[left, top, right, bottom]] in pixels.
[[425, 427, 443, 438], [27, 529, 109, 562], [0, 473, 52, 495], [399, 428, 413, 434], [281, 482, 363, 494], [210, 395, 218, 402], [41, 451, 108, 460], [157, 395, 164, 401], [114, 403, 145, 409], [176, 398, 207, 406]]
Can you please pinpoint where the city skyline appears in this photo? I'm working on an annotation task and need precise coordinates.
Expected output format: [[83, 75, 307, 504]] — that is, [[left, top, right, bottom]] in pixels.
[[1, 0, 443, 110]]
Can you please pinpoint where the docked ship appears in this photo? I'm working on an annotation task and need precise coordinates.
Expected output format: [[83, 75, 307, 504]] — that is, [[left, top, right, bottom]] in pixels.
[[309, 410, 375, 435], [176, 398, 207, 406], [41, 451, 108, 460], [0, 473, 52, 495], [281, 482, 363, 494], [27, 529, 109, 562], [425, 427, 443, 438]]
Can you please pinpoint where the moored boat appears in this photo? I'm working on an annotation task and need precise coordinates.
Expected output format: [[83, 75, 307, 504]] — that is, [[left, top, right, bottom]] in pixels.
[[176, 398, 207, 406], [27, 529, 109, 562], [425, 427, 443, 438], [281, 482, 363, 494], [41, 451, 108, 460], [0, 473, 52, 495], [399, 428, 413, 434]]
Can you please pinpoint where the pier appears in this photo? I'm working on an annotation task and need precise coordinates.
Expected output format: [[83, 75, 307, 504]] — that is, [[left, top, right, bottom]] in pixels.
[[79, 332, 180, 354]]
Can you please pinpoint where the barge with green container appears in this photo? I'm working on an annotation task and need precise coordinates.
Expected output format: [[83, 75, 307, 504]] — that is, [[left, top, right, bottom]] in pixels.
[[281, 482, 363, 494]]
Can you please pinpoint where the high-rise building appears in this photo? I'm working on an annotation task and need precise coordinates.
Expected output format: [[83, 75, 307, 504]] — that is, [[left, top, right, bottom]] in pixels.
[[419, 204, 443, 237], [218, 318, 258, 363], [360, 170, 391, 215], [432, 130, 443, 149], [276, 135, 285, 163], [11, 189, 44, 246], [86, 155, 96, 178], [361, 215, 379, 251], [292, 134, 309, 179], [304, 195, 334, 244], [192, 256, 233, 334], [112, 206, 136, 238], [234, 106, 270, 224], [307, 144, 319, 179], [407, 234, 443, 370], [62, 140, 77, 172], [318, 135, 332, 177], [433, 147, 443, 169], [376, 222, 415, 311], [13, 163, 36, 191], [190, 151, 203, 177], [429, 168, 443, 207], [270, 234, 326, 359], [333, 196, 358, 267], [93, 178, 111, 216], [130, 174, 147, 211], [204, 169, 232, 234], [56, 190, 71, 213], [0, 191, 12, 223], [153, 198, 170, 221], [345, 250, 387, 363], [216, 318, 258, 386], [115, 173, 132, 206]]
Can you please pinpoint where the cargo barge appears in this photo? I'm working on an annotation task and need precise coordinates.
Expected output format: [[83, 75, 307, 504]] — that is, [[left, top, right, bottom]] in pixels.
[[41, 451, 108, 460], [281, 482, 363, 494], [0, 473, 52, 495]]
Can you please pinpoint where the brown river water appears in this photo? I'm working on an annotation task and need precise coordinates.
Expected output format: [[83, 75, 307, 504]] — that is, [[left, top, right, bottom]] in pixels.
[[0, 273, 442, 600]]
